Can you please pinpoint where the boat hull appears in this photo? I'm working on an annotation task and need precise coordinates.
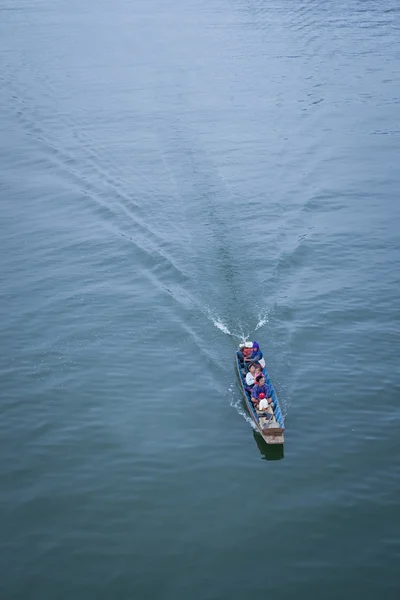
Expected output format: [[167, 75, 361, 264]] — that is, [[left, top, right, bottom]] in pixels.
[[236, 352, 285, 445]]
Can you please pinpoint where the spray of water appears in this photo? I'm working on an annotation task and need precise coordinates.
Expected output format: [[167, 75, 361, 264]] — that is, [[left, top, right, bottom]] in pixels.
[[203, 307, 246, 340], [214, 319, 232, 335], [255, 307, 270, 331], [228, 384, 256, 429]]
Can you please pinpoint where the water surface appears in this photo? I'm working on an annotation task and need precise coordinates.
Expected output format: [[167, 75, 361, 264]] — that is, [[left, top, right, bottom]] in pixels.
[[1, 1, 399, 598]]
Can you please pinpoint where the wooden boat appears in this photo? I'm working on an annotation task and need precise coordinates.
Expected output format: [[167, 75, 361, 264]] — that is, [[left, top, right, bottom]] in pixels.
[[236, 346, 285, 445]]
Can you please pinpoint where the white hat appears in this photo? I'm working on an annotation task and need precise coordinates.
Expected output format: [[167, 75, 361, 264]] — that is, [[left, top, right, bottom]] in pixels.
[[245, 341, 253, 348]]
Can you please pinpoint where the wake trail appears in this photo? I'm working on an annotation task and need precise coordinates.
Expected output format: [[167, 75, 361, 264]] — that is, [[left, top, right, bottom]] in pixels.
[[203, 307, 249, 341], [228, 384, 256, 429], [204, 305, 272, 338], [254, 306, 272, 331]]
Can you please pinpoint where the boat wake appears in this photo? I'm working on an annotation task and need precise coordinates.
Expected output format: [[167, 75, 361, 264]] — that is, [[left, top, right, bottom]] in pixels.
[[255, 306, 271, 331], [228, 384, 256, 429], [204, 308, 249, 341], [205, 306, 272, 341], [214, 319, 233, 336]]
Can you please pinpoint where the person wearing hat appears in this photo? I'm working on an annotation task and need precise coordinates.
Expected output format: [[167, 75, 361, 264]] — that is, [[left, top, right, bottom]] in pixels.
[[238, 341, 253, 367], [237, 343, 246, 366], [237, 343, 245, 364], [243, 341, 253, 357], [258, 394, 270, 411], [244, 341, 265, 369], [251, 374, 273, 408]]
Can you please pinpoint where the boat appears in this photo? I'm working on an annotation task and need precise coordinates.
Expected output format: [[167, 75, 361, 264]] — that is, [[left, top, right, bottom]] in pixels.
[[236, 344, 285, 445]]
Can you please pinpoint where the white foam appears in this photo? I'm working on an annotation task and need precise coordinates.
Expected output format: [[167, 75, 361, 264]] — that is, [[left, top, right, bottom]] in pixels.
[[203, 308, 251, 341], [255, 318, 267, 331], [228, 384, 256, 429], [204, 307, 235, 337], [255, 308, 270, 331], [214, 320, 231, 335]]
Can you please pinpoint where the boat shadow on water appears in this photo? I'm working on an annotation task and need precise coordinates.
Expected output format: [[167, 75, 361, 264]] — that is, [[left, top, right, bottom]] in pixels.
[[253, 430, 284, 461]]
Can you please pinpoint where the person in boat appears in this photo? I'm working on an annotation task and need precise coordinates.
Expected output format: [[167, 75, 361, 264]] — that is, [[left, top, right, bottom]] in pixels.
[[254, 365, 263, 380], [243, 342, 253, 358], [245, 364, 256, 391], [238, 341, 253, 367], [244, 342, 266, 369], [248, 364, 263, 385], [244, 342, 263, 367], [258, 393, 270, 411], [251, 374, 273, 407], [237, 343, 245, 365]]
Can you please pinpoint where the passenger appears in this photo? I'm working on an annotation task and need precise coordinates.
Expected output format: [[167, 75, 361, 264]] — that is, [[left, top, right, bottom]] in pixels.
[[237, 343, 246, 366], [254, 365, 263, 380], [242, 341, 254, 371], [242, 341, 253, 359], [244, 341, 266, 369], [251, 374, 273, 407], [245, 364, 256, 390], [258, 393, 270, 411]]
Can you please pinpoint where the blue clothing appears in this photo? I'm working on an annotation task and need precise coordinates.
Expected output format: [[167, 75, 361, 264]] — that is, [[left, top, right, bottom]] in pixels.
[[252, 383, 270, 400], [249, 349, 263, 362]]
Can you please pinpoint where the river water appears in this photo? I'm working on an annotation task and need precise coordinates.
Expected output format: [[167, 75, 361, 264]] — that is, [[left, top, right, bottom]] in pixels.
[[1, 1, 399, 598]]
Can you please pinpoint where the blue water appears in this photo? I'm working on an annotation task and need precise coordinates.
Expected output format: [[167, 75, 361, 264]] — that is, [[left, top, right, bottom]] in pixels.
[[1, 1, 399, 598]]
